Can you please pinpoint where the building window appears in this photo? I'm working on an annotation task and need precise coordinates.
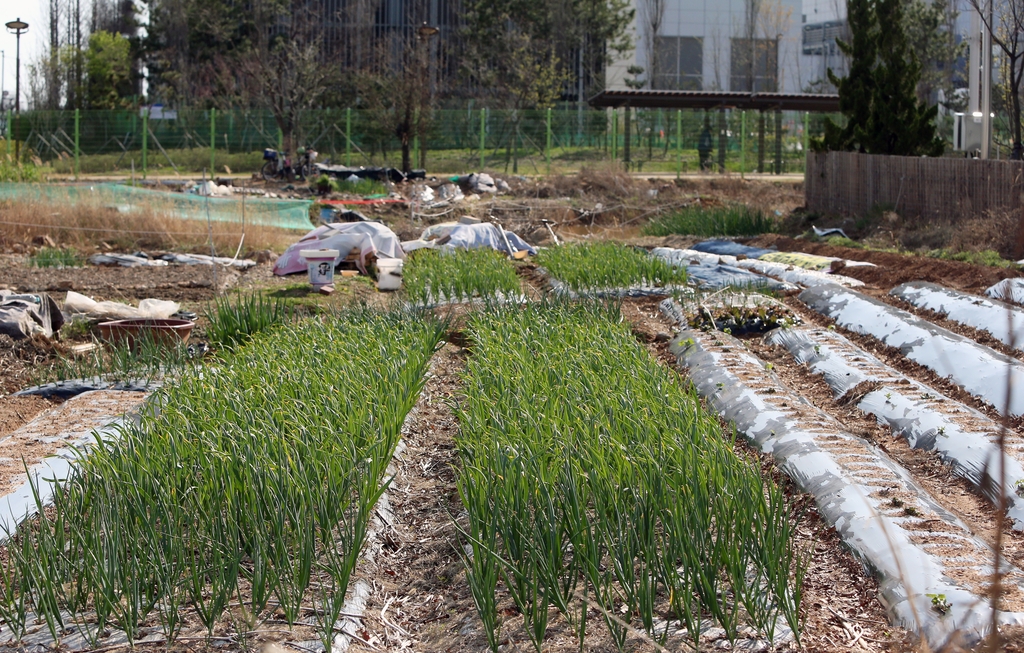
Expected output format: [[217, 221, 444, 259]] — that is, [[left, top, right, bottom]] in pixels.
[[653, 36, 703, 90], [730, 38, 778, 92]]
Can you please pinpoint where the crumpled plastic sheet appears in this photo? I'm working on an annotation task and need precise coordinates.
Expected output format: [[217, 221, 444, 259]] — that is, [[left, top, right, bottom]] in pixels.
[[659, 302, 1024, 646], [650, 247, 795, 291], [987, 278, 1024, 306], [800, 284, 1024, 417], [63, 291, 179, 321], [0, 291, 64, 339], [766, 326, 1024, 529], [650, 246, 738, 267], [892, 281, 1024, 352]]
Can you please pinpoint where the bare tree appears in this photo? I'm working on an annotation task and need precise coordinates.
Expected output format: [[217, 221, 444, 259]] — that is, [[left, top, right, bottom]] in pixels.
[[966, 0, 1024, 157], [241, 0, 337, 157], [639, 0, 665, 88], [354, 29, 438, 173]]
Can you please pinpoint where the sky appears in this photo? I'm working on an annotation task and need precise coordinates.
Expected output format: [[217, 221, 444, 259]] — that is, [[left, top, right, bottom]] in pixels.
[[0, 0, 45, 108]]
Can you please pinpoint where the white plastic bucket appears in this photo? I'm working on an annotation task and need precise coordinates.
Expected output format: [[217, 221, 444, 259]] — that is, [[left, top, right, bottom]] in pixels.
[[300, 249, 339, 288], [376, 257, 403, 291]]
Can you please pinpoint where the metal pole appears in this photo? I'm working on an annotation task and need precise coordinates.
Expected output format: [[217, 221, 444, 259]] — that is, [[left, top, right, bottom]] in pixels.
[[142, 108, 148, 179], [676, 109, 682, 178], [981, 0, 993, 159], [74, 108, 80, 179], [546, 107, 552, 174], [611, 109, 618, 162], [803, 111, 810, 172], [479, 108, 485, 170], [5, 110, 9, 159], [741, 110, 746, 179], [13, 30, 19, 113], [210, 107, 216, 175], [345, 107, 352, 166]]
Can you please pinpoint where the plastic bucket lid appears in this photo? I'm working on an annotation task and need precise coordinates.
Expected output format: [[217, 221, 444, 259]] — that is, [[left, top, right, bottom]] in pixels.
[[300, 249, 339, 261]]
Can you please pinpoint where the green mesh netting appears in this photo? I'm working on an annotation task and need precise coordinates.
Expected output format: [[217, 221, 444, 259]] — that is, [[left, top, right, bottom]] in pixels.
[[0, 183, 313, 231]]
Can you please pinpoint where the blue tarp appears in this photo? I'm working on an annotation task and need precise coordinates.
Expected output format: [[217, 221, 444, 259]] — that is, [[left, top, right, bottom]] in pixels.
[[691, 239, 775, 259]]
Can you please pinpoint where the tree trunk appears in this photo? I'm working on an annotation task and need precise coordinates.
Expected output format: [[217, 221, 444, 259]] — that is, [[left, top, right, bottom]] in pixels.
[[1012, 61, 1023, 160]]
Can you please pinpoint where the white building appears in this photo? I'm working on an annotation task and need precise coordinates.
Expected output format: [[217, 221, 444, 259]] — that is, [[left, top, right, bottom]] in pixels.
[[606, 0, 814, 93]]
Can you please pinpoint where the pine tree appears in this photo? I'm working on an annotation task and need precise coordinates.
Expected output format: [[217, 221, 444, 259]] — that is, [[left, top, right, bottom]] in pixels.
[[858, 0, 944, 155], [816, 0, 944, 156], [819, 0, 876, 151]]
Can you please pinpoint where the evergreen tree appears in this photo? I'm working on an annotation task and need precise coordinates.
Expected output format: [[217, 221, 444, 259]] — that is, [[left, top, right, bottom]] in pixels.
[[820, 0, 876, 151], [817, 0, 944, 156], [858, 0, 944, 155]]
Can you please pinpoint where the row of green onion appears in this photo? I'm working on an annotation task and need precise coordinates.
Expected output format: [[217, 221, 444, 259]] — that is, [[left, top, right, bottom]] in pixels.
[[404, 248, 522, 305], [535, 242, 688, 293], [0, 308, 444, 650], [455, 300, 806, 651]]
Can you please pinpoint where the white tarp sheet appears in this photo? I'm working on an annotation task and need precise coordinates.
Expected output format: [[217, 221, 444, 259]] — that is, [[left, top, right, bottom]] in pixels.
[[440, 223, 536, 256], [63, 291, 179, 321], [274, 222, 405, 276]]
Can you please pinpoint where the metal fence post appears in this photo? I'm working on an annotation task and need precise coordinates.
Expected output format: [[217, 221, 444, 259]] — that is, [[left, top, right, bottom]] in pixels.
[[74, 108, 80, 180], [611, 109, 618, 162], [741, 110, 746, 179], [676, 109, 682, 178], [546, 107, 552, 174], [479, 109, 486, 170], [142, 109, 148, 179], [345, 107, 352, 166], [210, 108, 216, 175], [803, 111, 810, 172]]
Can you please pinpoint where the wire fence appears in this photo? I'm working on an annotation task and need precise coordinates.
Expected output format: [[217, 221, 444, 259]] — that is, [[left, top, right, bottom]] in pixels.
[[6, 107, 836, 177]]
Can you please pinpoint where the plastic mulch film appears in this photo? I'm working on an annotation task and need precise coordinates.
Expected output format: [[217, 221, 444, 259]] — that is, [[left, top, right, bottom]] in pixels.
[[892, 281, 1024, 352], [986, 278, 1024, 306], [766, 326, 1024, 529], [734, 258, 864, 288], [800, 284, 1024, 417], [661, 313, 1024, 646]]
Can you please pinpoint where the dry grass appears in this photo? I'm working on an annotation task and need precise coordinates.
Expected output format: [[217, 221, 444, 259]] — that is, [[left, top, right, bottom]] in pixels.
[[0, 195, 300, 254]]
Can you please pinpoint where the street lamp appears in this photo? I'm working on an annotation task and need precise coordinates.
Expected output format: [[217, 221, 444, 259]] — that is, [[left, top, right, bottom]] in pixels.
[[5, 18, 27, 113]]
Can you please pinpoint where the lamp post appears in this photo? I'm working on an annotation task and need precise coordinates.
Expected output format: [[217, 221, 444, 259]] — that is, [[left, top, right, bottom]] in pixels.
[[5, 19, 27, 114], [415, 23, 439, 170]]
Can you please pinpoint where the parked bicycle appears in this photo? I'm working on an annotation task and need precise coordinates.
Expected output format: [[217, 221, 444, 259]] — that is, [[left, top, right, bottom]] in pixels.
[[261, 146, 317, 182]]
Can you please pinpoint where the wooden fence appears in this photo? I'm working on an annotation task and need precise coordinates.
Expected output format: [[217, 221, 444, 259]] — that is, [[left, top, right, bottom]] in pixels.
[[805, 151, 1024, 219]]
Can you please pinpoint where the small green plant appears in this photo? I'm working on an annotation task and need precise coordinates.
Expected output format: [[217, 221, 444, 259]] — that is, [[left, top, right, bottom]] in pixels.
[[903, 506, 920, 517], [765, 362, 774, 371], [927, 249, 1017, 268], [204, 291, 292, 351], [30, 247, 84, 268], [937, 426, 946, 437], [313, 174, 339, 195], [888, 497, 904, 508], [927, 593, 952, 614], [643, 205, 776, 237], [32, 329, 193, 387]]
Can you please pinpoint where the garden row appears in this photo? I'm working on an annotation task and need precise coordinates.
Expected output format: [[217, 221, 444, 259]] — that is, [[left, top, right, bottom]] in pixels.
[[456, 301, 804, 650], [0, 309, 444, 650]]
